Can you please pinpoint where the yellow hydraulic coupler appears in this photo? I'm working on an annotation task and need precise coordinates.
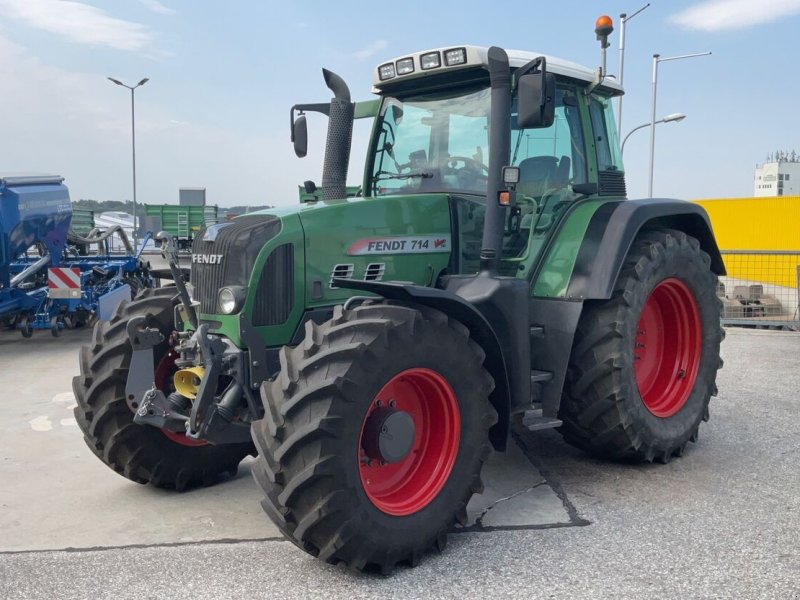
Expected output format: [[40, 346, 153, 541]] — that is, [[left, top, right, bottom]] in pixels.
[[174, 366, 205, 399]]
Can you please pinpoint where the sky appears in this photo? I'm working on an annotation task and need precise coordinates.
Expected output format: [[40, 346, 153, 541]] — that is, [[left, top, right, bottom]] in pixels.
[[0, 0, 799, 207]]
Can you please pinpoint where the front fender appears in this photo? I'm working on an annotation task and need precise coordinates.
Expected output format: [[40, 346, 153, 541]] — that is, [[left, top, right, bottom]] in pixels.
[[332, 277, 513, 451]]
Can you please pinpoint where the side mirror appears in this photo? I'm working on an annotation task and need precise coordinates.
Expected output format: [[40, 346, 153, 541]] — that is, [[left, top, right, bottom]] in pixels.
[[391, 104, 404, 125], [517, 70, 556, 129], [292, 115, 308, 158]]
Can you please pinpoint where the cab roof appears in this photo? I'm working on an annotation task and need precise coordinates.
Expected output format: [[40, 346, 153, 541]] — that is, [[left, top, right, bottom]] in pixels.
[[373, 45, 623, 96]]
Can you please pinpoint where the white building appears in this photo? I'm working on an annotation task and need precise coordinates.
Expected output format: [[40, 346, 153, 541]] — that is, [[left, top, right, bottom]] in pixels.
[[754, 151, 800, 197]]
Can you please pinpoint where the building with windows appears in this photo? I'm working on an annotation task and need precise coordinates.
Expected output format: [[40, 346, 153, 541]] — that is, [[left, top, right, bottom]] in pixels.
[[754, 151, 800, 197]]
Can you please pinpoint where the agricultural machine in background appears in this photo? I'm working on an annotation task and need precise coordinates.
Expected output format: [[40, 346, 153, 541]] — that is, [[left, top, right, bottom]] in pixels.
[[74, 16, 725, 573], [0, 174, 157, 337], [144, 203, 219, 251]]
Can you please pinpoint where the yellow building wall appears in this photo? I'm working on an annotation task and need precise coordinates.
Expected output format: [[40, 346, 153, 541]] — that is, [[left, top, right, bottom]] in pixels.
[[692, 196, 800, 289]]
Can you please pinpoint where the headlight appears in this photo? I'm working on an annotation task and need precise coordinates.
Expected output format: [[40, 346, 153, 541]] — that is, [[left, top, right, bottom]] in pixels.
[[444, 47, 467, 66], [395, 57, 414, 75], [218, 286, 244, 314], [420, 51, 441, 70], [378, 63, 396, 81]]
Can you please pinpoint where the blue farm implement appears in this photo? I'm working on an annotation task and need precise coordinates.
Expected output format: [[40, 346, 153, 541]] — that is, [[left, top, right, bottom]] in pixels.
[[1, 174, 157, 337]]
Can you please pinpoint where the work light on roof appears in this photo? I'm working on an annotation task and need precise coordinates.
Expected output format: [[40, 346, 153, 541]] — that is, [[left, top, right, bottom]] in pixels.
[[444, 47, 467, 66], [420, 51, 441, 70], [396, 57, 415, 75], [378, 63, 396, 81]]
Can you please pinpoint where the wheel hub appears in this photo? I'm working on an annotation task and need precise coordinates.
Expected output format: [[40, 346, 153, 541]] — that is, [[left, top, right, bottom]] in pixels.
[[358, 368, 461, 516], [362, 407, 416, 463], [634, 278, 701, 418]]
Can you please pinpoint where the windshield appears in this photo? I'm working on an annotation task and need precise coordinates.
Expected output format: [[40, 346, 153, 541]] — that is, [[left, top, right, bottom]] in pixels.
[[370, 86, 491, 197], [369, 84, 587, 200]]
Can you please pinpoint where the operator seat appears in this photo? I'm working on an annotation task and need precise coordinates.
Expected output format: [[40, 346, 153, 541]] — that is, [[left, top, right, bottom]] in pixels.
[[516, 156, 559, 199]]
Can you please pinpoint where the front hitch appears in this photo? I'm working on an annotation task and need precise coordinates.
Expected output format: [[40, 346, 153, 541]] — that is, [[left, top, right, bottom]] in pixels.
[[131, 323, 252, 445]]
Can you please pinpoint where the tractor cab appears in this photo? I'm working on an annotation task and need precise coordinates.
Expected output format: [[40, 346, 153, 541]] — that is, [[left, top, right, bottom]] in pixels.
[[365, 46, 625, 275]]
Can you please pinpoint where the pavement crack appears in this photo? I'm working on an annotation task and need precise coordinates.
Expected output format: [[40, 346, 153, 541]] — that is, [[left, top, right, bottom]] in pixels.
[[475, 481, 548, 528]]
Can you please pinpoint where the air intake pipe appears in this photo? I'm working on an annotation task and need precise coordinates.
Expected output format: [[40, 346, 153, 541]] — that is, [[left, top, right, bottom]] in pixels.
[[321, 69, 354, 202], [480, 47, 512, 272]]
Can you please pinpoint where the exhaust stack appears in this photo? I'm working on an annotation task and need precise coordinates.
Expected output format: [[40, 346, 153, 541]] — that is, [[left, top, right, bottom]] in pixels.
[[321, 69, 354, 202]]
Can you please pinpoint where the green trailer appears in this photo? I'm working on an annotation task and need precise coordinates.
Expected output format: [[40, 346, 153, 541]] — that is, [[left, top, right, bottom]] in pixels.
[[144, 204, 219, 250], [69, 207, 95, 237]]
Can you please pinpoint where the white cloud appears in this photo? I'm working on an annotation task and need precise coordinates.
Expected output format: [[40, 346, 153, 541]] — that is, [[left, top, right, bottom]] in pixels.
[[352, 39, 388, 61], [137, 0, 175, 15], [0, 0, 151, 51], [671, 0, 800, 31]]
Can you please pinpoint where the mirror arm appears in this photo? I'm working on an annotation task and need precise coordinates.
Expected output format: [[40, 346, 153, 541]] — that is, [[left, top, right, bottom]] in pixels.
[[290, 103, 331, 141], [513, 56, 547, 90]]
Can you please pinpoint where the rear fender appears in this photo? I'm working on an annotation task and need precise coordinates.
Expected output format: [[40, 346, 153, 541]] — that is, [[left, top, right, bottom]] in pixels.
[[567, 199, 726, 300]]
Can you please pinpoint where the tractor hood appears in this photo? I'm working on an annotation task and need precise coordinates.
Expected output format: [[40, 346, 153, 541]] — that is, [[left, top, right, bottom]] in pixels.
[[194, 193, 465, 348]]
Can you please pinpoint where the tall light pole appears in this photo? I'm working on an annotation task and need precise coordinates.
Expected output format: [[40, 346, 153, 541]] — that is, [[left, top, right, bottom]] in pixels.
[[648, 52, 710, 197], [617, 3, 650, 138], [108, 76, 149, 249], [621, 113, 686, 155]]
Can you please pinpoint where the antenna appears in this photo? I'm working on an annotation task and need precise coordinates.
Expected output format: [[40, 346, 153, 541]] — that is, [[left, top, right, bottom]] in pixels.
[[586, 15, 614, 95]]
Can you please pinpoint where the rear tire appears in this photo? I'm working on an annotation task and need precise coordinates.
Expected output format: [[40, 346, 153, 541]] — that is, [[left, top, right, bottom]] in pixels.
[[72, 286, 254, 490], [251, 302, 496, 573], [558, 229, 723, 462]]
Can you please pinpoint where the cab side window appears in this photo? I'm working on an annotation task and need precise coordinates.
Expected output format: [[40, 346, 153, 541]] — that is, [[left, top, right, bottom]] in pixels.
[[588, 95, 624, 172]]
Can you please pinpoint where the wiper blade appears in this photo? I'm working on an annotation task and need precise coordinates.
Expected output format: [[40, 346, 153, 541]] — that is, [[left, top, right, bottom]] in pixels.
[[372, 170, 433, 182]]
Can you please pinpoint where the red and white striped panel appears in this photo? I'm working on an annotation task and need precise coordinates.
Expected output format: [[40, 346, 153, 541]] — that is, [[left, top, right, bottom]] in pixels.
[[48, 267, 82, 299]]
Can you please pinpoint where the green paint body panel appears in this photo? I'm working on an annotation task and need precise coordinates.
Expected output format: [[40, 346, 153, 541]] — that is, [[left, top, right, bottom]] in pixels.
[[532, 199, 607, 298], [197, 193, 629, 346]]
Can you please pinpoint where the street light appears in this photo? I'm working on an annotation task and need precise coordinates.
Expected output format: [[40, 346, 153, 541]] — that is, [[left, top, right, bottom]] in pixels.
[[621, 113, 686, 155], [108, 76, 149, 249], [648, 52, 711, 197], [617, 3, 651, 138]]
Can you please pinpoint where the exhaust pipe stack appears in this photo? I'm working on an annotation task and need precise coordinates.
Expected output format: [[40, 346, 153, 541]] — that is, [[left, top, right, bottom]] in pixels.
[[321, 69, 354, 202]]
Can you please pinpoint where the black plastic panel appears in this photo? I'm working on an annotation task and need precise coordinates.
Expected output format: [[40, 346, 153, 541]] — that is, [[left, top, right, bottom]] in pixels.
[[598, 170, 627, 197], [252, 243, 294, 326]]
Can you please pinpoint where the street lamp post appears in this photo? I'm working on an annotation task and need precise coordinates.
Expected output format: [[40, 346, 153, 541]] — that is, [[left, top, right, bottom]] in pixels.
[[617, 3, 650, 138], [648, 52, 711, 197], [108, 77, 149, 249], [621, 113, 686, 155]]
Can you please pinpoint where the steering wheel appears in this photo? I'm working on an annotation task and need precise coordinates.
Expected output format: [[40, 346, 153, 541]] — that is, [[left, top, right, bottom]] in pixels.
[[445, 156, 490, 175]]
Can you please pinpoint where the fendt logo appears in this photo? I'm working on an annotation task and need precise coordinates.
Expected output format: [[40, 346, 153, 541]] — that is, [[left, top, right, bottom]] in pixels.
[[192, 254, 223, 265]]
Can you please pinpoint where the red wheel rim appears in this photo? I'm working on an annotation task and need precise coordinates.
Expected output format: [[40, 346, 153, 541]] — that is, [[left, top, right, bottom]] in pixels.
[[153, 351, 207, 447], [634, 278, 702, 418], [358, 368, 460, 516]]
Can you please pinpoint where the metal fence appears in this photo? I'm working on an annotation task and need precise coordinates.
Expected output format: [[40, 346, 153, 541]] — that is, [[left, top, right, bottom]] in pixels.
[[717, 250, 800, 328]]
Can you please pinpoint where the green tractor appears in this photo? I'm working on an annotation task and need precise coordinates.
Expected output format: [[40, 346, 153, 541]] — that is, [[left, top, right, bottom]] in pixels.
[[73, 17, 724, 572]]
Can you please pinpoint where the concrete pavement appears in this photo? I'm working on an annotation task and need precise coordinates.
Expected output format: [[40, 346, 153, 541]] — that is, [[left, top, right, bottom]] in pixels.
[[1, 327, 798, 599]]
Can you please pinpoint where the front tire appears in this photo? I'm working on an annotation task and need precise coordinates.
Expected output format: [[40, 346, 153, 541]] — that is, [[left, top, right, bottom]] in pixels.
[[72, 287, 254, 490], [251, 303, 496, 573], [559, 229, 723, 462]]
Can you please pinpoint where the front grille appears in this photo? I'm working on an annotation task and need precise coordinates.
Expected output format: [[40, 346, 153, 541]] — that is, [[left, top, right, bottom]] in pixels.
[[598, 171, 627, 197], [252, 243, 294, 326], [190, 215, 280, 313]]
